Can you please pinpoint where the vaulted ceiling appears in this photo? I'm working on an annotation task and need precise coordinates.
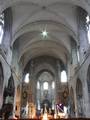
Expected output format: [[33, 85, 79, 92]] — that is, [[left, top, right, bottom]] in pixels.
[[0, 0, 90, 68]]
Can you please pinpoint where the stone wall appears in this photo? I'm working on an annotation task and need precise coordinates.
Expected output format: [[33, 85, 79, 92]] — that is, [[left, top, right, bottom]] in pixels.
[[68, 7, 90, 117]]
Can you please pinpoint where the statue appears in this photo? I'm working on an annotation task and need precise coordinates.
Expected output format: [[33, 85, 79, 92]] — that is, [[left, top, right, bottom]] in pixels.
[[28, 103, 36, 118]]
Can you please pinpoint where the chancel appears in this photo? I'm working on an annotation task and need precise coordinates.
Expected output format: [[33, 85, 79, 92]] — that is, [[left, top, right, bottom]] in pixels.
[[0, 0, 90, 119]]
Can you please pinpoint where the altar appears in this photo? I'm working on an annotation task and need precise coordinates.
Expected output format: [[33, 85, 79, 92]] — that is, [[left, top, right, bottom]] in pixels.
[[20, 102, 68, 120]]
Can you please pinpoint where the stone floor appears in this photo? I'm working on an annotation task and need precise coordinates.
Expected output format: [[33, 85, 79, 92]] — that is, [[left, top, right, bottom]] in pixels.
[[8, 118, 90, 120]]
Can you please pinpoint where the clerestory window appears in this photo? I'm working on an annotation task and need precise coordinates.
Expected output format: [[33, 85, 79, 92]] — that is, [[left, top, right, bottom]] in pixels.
[[61, 70, 67, 83], [52, 81, 55, 89], [37, 81, 40, 89], [86, 15, 90, 44], [24, 73, 29, 83], [43, 81, 48, 90], [0, 13, 4, 44]]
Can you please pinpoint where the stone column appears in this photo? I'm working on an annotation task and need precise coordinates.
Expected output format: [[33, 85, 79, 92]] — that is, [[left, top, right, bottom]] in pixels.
[[74, 88, 78, 117], [29, 60, 35, 104], [55, 60, 61, 103], [3, 8, 12, 49], [77, 7, 89, 62], [70, 39, 78, 65], [2, 8, 13, 66], [83, 78, 90, 117], [57, 60, 61, 82], [13, 84, 17, 117], [0, 63, 4, 109]]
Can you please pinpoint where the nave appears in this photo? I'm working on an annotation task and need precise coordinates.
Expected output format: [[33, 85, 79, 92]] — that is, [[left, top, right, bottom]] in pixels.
[[0, 0, 90, 119]]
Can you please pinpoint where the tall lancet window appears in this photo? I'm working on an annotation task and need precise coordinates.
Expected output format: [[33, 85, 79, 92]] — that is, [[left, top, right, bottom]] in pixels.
[[52, 81, 55, 89], [43, 82, 48, 90], [24, 73, 29, 83], [61, 70, 67, 83], [86, 15, 90, 44], [0, 13, 4, 44], [77, 49, 80, 62], [37, 81, 40, 89]]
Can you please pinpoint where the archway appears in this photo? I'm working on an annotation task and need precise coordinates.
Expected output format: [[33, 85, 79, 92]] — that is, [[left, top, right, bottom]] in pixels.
[[87, 64, 90, 102], [36, 71, 55, 113], [2, 74, 15, 119], [76, 79, 83, 116], [0, 62, 4, 108]]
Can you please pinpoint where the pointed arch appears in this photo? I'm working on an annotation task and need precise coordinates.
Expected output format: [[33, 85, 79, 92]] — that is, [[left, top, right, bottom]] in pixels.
[[76, 79, 83, 97], [3, 73, 15, 104], [7, 74, 15, 96]]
